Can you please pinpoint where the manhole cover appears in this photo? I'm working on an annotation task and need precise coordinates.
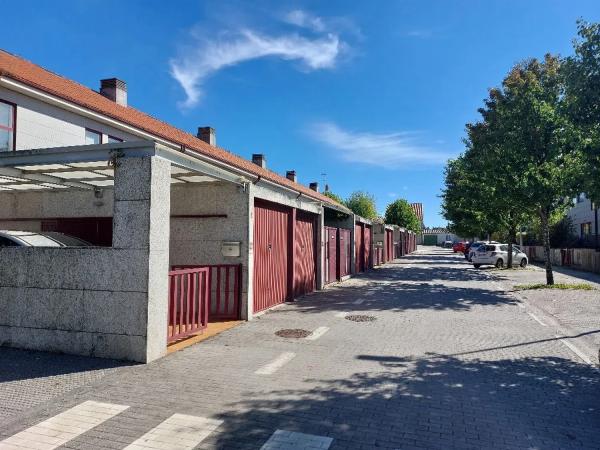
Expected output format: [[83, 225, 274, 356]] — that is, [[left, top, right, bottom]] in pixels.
[[275, 329, 312, 338], [345, 315, 376, 322]]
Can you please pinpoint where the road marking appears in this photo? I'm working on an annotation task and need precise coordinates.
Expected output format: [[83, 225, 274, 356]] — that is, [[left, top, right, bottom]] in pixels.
[[124, 414, 223, 450], [527, 311, 547, 326], [261, 430, 333, 449], [306, 326, 329, 341], [353, 299, 364, 305], [0, 401, 128, 450], [255, 352, 296, 375], [557, 335, 593, 365], [334, 311, 348, 318]]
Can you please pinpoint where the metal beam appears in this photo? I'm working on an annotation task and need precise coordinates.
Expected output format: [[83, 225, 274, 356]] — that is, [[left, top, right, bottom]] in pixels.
[[0, 167, 95, 190]]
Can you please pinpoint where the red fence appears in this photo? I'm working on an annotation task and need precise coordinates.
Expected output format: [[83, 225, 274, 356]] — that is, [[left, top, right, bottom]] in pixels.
[[168, 267, 210, 343], [171, 264, 242, 322]]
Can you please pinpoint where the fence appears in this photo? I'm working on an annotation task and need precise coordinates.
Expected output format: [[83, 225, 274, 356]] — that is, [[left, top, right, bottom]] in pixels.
[[171, 264, 242, 321], [522, 246, 600, 275], [167, 267, 210, 343]]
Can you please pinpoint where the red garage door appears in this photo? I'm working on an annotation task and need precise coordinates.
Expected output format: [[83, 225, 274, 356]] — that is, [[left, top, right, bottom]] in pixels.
[[364, 224, 372, 269], [355, 223, 364, 273], [294, 211, 317, 297], [339, 228, 351, 278], [324, 226, 337, 285], [253, 200, 290, 313], [386, 229, 393, 261]]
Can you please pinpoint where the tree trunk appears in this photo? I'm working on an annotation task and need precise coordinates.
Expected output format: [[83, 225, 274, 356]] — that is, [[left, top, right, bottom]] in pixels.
[[540, 208, 554, 285], [507, 227, 516, 268]]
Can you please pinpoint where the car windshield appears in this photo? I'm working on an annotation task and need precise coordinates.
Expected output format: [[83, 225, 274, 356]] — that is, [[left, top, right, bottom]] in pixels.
[[12, 232, 61, 247]]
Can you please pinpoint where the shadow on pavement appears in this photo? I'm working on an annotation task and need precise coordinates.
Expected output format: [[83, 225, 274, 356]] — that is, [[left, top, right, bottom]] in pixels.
[[209, 354, 600, 449], [0, 347, 131, 383]]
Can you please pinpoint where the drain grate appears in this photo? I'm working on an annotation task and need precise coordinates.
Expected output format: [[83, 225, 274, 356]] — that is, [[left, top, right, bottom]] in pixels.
[[345, 314, 376, 322], [275, 329, 312, 338]]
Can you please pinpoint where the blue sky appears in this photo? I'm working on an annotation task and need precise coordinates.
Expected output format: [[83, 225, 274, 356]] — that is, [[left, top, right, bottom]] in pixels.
[[3, 1, 599, 226]]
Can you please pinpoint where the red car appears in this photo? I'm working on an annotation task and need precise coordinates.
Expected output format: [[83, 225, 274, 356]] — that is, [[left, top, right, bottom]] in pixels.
[[452, 242, 467, 253]]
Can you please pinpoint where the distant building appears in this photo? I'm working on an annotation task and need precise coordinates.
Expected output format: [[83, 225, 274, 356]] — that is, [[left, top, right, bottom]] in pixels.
[[566, 193, 598, 244], [421, 227, 462, 246]]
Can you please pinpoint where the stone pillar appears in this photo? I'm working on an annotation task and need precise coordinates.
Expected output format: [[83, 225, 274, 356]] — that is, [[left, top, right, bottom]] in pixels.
[[243, 182, 254, 320], [316, 209, 325, 290], [113, 155, 171, 363]]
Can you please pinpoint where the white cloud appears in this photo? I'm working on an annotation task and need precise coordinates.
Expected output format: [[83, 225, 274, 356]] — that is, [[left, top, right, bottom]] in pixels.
[[310, 122, 450, 167], [283, 10, 326, 32], [170, 10, 345, 108]]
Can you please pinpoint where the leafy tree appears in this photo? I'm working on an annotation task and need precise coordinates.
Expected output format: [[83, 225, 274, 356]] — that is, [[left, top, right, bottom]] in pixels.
[[346, 191, 378, 220], [322, 190, 345, 205], [384, 199, 421, 232], [563, 21, 600, 205], [492, 55, 582, 281]]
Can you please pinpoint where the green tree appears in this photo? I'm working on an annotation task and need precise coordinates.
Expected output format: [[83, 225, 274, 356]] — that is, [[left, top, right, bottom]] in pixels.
[[384, 199, 421, 232], [322, 190, 345, 205], [493, 55, 582, 281], [563, 21, 600, 205], [346, 191, 378, 220]]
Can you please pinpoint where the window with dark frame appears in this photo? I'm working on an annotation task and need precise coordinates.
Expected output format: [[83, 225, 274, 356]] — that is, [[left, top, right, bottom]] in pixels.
[[107, 135, 123, 143], [582, 222, 592, 236], [0, 99, 16, 152], [85, 128, 102, 145]]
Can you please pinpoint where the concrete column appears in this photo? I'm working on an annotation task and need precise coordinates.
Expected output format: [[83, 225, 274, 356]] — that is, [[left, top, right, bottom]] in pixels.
[[316, 209, 325, 290], [113, 155, 171, 363], [350, 215, 357, 275], [244, 182, 254, 320]]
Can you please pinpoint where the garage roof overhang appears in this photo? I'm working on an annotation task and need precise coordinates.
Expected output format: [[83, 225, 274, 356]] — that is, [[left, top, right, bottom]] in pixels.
[[0, 141, 248, 192]]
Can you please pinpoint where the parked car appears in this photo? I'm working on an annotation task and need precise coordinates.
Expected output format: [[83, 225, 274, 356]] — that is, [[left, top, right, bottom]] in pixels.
[[0, 230, 92, 247], [453, 241, 467, 253], [443, 240, 453, 248], [472, 243, 528, 269], [467, 241, 499, 261]]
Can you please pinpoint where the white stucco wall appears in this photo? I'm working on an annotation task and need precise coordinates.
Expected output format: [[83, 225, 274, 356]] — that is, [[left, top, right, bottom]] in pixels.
[[0, 87, 140, 150], [567, 197, 596, 237]]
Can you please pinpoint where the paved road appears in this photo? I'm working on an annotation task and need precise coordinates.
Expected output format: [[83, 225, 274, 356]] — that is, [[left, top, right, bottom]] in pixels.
[[1, 247, 598, 449]]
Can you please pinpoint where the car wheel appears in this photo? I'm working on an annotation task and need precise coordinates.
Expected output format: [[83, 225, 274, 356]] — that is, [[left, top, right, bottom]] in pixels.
[[520, 258, 527, 268], [495, 259, 504, 269], [474, 264, 481, 269]]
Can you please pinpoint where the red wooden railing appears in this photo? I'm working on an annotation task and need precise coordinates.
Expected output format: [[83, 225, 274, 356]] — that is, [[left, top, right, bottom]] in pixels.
[[168, 267, 210, 343], [171, 264, 242, 321]]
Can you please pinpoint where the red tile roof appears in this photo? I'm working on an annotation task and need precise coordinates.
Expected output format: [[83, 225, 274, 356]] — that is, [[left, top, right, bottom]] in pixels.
[[0, 49, 344, 208]]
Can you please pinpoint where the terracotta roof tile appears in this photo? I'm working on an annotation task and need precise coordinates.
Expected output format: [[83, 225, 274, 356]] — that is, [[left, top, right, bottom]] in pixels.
[[0, 49, 345, 209]]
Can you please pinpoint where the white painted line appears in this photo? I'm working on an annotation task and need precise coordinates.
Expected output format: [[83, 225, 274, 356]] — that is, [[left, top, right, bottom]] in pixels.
[[353, 299, 364, 305], [255, 352, 296, 375], [124, 414, 223, 450], [557, 335, 593, 365], [306, 326, 329, 341], [334, 311, 348, 318], [261, 430, 333, 450], [527, 311, 547, 326], [0, 401, 128, 450]]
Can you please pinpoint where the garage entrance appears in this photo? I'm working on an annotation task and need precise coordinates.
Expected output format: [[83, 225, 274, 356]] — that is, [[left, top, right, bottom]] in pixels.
[[294, 210, 317, 297], [253, 200, 290, 313]]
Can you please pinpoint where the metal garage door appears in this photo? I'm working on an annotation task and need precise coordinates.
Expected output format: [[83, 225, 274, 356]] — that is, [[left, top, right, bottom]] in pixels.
[[339, 228, 351, 278], [324, 226, 337, 285], [364, 224, 372, 269], [355, 223, 364, 273], [294, 210, 317, 297], [253, 200, 290, 313]]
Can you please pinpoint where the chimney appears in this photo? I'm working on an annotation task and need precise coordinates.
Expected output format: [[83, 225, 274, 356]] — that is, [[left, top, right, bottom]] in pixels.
[[252, 154, 266, 169], [309, 182, 319, 192], [286, 170, 297, 183], [100, 78, 127, 106], [197, 127, 216, 146]]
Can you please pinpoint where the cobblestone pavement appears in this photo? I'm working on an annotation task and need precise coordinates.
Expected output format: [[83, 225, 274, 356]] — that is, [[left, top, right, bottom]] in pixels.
[[478, 259, 600, 365], [1, 247, 599, 449]]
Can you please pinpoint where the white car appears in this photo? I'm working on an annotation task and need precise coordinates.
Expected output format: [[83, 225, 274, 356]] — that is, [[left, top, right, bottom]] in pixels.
[[467, 241, 499, 262], [0, 230, 92, 247], [472, 243, 528, 269]]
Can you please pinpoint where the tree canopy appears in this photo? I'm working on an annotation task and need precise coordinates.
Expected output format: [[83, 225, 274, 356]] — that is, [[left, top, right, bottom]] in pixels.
[[384, 199, 421, 232], [322, 190, 345, 205], [346, 191, 378, 220]]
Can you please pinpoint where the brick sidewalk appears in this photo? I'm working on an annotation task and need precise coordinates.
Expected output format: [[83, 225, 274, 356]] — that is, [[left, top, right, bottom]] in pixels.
[[1, 248, 598, 449]]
